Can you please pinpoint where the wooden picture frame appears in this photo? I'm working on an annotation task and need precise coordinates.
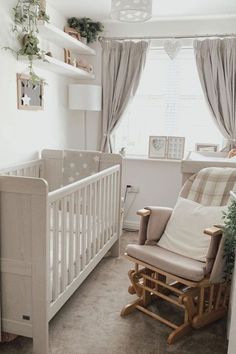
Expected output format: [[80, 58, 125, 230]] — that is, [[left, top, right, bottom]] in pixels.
[[64, 26, 81, 41], [195, 143, 219, 152], [17, 74, 44, 111], [149, 136, 168, 159], [167, 136, 185, 160]]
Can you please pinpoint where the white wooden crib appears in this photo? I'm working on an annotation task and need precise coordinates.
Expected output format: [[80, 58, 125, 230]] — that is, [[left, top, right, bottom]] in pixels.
[[0, 149, 122, 354]]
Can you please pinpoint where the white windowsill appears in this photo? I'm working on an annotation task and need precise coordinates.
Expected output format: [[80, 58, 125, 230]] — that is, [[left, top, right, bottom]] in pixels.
[[123, 155, 182, 163]]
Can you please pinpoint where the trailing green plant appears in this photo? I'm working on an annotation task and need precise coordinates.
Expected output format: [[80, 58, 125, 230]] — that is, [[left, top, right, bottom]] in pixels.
[[223, 199, 236, 279], [3, 0, 50, 82], [67, 17, 104, 43]]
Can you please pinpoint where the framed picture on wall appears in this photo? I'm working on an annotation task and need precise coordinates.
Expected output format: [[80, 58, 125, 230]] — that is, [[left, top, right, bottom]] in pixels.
[[17, 74, 44, 110], [195, 143, 219, 152], [149, 136, 168, 159]]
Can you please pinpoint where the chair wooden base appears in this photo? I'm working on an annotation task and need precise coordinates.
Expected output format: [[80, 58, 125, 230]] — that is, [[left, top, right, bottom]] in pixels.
[[121, 255, 229, 344]]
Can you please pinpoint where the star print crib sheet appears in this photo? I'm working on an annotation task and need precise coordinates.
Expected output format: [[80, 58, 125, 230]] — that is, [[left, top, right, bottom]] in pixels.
[[0, 149, 122, 354], [62, 150, 101, 185]]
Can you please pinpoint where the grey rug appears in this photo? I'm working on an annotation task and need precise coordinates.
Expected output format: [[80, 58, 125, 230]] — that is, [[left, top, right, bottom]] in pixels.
[[0, 232, 228, 354]]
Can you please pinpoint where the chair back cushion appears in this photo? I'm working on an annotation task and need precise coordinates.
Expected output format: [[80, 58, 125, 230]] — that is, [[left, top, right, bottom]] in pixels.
[[158, 197, 226, 262], [186, 167, 236, 206]]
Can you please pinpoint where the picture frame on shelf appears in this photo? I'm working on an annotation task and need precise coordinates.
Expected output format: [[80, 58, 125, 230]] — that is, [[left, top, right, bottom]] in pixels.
[[17, 74, 44, 111], [64, 27, 81, 41], [149, 136, 168, 159], [195, 143, 219, 152], [167, 136, 185, 160]]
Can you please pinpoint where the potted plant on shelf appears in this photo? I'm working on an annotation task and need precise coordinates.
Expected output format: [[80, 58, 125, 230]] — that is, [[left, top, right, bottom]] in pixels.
[[67, 17, 104, 44], [3, 0, 50, 82]]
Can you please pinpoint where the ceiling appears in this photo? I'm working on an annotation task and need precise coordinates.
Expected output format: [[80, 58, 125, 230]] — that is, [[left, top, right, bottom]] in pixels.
[[48, 0, 236, 21]]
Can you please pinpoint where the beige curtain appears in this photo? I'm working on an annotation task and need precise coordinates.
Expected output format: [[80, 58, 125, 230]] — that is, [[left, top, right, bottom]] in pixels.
[[194, 38, 236, 149], [100, 39, 149, 152]]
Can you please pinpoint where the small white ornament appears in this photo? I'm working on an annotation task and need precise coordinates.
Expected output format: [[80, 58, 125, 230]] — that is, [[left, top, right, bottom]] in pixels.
[[163, 40, 182, 60], [21, 94, 31, 106], [70, 162, 75, 168], [82, 163, 88, 169]]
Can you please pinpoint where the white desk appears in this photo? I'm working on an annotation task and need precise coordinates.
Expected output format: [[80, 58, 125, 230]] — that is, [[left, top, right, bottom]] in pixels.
[[181, 151, 236, 184]]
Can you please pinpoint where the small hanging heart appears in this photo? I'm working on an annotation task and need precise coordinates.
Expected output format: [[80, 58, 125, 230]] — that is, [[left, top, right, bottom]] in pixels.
[[163, 40, 182, 60]]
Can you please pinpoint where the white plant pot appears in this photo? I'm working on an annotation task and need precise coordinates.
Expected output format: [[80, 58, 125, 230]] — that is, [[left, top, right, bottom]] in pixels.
[[81, 37, 87, 44]]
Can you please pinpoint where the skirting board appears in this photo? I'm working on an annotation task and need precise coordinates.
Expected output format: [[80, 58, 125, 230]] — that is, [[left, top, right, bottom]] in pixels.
[[123, 220, 139, 231]]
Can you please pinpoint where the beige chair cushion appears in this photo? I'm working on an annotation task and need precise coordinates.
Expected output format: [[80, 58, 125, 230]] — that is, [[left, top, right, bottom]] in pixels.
[[157, 197, 226, 262], [126, 244, 207, 281]]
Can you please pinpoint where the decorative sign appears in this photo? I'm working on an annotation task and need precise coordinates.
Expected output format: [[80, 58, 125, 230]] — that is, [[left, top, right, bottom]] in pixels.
[[17, 74, 44, 110], [64, 26, 81, 41], [149, 136, 185, 160]]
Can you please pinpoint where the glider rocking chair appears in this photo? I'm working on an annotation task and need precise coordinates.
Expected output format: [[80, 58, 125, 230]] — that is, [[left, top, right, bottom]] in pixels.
[[121, 167, 236, 344]]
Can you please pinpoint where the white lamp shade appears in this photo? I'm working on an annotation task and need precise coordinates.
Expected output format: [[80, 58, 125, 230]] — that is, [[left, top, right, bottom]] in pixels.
[[111, 0, 152, 22], [69, 84, 102, 111]]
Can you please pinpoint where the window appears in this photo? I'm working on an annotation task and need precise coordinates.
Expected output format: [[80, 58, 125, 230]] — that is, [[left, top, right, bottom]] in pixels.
[[112, 45, 223, 157]]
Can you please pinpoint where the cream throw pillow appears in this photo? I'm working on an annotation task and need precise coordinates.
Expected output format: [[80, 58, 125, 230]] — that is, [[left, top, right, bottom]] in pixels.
[[158, 197, 226, 262]]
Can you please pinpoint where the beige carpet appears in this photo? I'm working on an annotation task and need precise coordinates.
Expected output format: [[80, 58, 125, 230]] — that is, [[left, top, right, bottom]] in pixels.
[[0, 231, 228, 354]]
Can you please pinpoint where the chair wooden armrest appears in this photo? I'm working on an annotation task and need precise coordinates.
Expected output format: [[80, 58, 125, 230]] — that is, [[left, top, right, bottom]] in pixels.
[[137, 209, 151, 217], [204, 226, 223, 237]]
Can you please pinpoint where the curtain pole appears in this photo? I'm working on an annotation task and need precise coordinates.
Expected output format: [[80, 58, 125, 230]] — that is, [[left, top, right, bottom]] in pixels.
[[99, 33, 236, 41]]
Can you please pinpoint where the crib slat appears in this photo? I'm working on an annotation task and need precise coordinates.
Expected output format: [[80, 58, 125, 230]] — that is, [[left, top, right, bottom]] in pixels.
[[105, 176, 109, 243], [98, 177, 102, 251], [113, 172, 117, 234], [92, 182, 97, 257], [75, 189, 81, 276], [52, 201, 60, 301], [81, 187, 87, 269], [87, 184, 92, 263], [68, 193, 75, 284], [110, 173, 114, 237], [107, 175, 111, 240], [61, 197, 68, 291], [101, 177, 106, 247], [115, 171, 120, 234]]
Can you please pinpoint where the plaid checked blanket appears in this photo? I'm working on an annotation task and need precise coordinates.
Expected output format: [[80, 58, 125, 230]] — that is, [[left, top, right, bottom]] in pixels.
[[187, 167, 236, 206]]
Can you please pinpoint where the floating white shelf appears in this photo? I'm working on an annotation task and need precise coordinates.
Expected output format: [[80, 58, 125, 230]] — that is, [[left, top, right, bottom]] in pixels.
[[37, 20, 96, 56], [19, 55, 95, 80]]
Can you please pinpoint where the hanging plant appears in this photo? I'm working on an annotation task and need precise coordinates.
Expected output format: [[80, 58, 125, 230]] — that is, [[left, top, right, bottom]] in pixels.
[[3, 0, 50, 83], [223, 199, 236, 279], [67, 17, 104, 44]]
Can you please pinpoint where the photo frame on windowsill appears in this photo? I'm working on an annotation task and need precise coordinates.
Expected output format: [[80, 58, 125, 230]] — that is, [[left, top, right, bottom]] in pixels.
[[17, 74, 44, 110], [167, 136, 185, 160], [148, 136, 185, 160], [149, 136, 168, 159], [195, 143, 219, 152]]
